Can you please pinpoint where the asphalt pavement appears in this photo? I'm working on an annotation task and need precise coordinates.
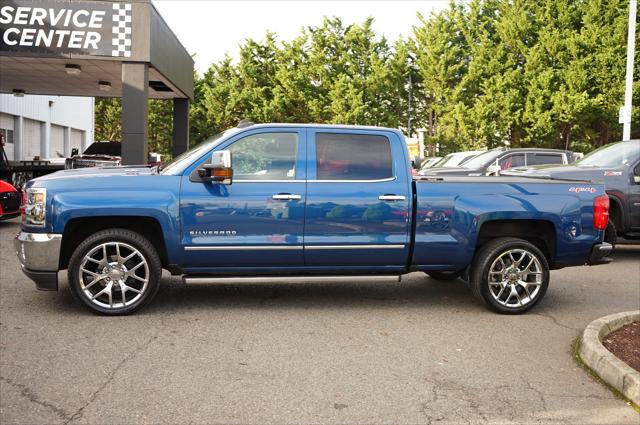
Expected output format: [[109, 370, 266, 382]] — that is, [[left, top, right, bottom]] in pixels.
[[1, 217, 639, 424]]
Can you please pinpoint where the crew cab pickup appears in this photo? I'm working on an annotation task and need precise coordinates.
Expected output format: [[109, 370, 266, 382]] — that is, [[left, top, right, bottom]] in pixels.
[[14, 124, 612, 315]]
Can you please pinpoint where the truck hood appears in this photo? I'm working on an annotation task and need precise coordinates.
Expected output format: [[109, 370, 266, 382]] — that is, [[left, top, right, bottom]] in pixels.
[[501, 164, 619, 183], [32, 165, 156, 182], [71, 154, 121, 162], [420, 166, 481, 176]]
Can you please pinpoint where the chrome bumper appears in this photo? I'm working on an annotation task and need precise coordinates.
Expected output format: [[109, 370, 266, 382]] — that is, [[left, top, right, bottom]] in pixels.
[[14, 232, 62, 291]]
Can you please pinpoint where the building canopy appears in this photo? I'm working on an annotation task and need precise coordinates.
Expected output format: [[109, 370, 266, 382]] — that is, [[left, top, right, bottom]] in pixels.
[[1, 0, 194, 163]]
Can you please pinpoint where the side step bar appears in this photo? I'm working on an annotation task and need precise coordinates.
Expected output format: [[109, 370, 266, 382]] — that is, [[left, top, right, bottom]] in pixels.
[[183, 275, 402, 284]]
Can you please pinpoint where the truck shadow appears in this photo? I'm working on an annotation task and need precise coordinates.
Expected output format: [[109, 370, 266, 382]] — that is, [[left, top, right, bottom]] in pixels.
[[611, 243, 640, 262], [144, 275, 481, 314]]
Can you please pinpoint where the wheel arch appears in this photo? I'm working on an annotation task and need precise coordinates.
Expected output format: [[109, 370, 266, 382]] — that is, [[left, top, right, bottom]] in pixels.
[[59, 216, 169, 270], [475, 219, 556, 265], [607, 194, 623, 233]]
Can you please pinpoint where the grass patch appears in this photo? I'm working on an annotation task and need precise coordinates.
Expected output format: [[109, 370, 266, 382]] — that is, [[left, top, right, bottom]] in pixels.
[[571, 337, 640, 413]]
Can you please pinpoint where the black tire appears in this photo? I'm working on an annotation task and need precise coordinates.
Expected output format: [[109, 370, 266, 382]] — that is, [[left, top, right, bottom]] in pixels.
[[426, 270, 464, 281], [604, 220, 617, 251], [68, 228, 162, 315], [469, 237, 549, 314]]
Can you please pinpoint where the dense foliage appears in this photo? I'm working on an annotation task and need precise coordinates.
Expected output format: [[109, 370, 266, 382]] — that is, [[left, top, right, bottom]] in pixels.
[[95, 0, 639, 157]]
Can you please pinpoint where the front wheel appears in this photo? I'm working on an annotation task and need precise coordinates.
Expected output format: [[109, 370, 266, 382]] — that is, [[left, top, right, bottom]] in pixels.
[[68, 229, 162, 315], [469, 237, 549, 314]]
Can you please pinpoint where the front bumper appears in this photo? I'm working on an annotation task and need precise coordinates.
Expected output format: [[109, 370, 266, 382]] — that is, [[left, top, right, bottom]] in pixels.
[[587, 242, 613, 266], [14, 231, 62, 290]]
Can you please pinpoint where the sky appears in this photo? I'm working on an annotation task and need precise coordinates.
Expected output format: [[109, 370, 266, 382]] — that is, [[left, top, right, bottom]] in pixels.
[[152, 0, 450, 74]]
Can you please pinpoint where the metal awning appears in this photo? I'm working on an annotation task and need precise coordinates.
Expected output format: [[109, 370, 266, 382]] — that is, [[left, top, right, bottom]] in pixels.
[[1, 0, 194, 163]]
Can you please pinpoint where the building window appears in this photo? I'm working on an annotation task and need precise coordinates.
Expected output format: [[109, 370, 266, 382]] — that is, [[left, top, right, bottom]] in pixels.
[[0, 128, 14, 145]]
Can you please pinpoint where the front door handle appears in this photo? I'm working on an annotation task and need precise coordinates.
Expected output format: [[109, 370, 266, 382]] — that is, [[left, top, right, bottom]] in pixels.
[[378, 194, 406, 201], [272, 193, 302, 201]]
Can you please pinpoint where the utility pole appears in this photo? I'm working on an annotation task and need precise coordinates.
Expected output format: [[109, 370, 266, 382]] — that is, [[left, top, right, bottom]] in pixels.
[[407, 72, 413, 138], [621, 0, 637, 140]]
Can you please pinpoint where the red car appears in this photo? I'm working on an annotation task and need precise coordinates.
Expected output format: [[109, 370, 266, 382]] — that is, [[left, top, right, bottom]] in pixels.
[[0, 180, 20, 220]]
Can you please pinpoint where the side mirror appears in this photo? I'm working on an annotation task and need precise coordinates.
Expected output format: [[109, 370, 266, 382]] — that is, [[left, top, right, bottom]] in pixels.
[[486, 164, 501, 176], [71, 148, 79, 156], [198, 150, 233, 184]]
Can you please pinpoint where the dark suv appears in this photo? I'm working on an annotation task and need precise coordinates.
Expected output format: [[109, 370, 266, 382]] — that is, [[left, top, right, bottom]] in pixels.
[[421, 148, 577, 176]]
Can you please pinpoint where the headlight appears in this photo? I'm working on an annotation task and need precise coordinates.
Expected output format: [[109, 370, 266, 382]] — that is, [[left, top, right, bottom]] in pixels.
[[23, 188, 46, 227]]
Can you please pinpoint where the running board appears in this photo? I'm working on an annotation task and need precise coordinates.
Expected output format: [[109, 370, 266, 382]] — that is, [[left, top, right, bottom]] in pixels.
[[183, 275, 402, 284]]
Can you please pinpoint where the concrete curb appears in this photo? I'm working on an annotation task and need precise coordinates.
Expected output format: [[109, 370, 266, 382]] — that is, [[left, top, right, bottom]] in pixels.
[[579, 311, 640, 406]]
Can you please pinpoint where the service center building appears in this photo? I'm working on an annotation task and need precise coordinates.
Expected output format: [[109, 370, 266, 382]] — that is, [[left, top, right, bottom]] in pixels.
[[0, 0, 194, 164]]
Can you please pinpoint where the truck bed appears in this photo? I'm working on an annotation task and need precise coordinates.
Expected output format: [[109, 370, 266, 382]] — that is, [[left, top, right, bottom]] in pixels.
[[411, 175, 605, 271]]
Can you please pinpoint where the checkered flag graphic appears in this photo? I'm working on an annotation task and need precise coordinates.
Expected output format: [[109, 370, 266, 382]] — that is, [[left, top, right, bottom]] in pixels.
[[112, 3, 132, 57]]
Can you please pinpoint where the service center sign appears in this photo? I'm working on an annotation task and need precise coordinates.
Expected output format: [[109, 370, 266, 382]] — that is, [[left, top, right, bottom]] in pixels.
[[0, 1, 132, 57]]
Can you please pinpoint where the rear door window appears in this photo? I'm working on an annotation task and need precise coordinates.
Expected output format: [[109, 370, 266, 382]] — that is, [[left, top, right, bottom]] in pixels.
[[526, 153, 564, 165], [498, 153, 525, 170], [315, 133, 393, 180]]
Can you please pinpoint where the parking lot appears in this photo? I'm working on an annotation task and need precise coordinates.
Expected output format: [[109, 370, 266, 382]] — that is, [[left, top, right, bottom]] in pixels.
[[0, 217, 638, 424]]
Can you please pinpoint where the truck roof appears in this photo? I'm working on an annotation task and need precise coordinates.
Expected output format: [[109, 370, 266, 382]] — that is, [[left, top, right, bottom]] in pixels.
[[236, 122, 405, 135]]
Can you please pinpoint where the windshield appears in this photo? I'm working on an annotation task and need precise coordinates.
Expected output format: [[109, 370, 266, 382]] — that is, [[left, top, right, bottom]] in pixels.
[[433, 151, 482, 167], [576, 142, 640, 167], [83, 142, 121, 156], [432, 153, 456, 168], [160, 130, 234, 175], [461, 149, 503, 169]]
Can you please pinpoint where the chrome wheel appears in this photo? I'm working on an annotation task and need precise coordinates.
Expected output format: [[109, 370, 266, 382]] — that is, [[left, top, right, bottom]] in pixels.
[[487, 248, 543, 308], [78, 242, 149, 310]]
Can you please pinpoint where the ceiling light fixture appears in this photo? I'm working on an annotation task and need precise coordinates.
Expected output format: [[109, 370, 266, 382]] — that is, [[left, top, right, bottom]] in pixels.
[[12, 89, 25, 97], [98, 81, 112, 92], [65, 64, 82, 75]]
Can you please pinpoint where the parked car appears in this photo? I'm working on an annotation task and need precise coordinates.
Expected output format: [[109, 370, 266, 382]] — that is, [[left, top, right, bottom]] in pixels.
[[419, 156, 442, 169], [421, 148, 577, 176], [15, 123, 611, 315], [501, 141, 640, 245], [65, 141, 162, 169], [0, 180, 20, 220], [432, 150, 484, 169]]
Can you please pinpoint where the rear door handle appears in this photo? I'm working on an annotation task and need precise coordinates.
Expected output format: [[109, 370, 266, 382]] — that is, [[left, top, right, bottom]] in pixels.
[[272, 193, 302, 200], [378, 194, 406, 201]]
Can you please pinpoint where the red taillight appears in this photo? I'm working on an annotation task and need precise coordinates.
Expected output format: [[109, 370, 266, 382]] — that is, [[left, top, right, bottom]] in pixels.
[[593, 195, 609, 231]]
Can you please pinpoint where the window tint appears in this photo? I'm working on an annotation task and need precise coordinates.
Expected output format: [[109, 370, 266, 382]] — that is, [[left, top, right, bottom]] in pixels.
[[229, 132, 298, 180], [498, 153, 525, 170], [527, 153, 564, 165], [316, 133, 393, 180]]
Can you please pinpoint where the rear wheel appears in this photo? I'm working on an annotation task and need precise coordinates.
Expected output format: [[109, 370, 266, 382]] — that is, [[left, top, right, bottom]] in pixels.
[[469, 237, 549, 314], [68, 229, 161, 315]]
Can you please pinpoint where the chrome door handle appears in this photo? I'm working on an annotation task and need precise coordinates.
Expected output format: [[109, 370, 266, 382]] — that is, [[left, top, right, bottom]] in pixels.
[[272, 193, 302, 200], [378, 194, 406, 201]]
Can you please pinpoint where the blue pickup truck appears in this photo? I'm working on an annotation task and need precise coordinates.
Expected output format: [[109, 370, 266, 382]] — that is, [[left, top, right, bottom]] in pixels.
[[14, 123, 612, 315]]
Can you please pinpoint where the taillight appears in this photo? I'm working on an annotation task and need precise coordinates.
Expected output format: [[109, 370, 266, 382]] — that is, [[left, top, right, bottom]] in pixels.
[[593, 195, 609, 231]]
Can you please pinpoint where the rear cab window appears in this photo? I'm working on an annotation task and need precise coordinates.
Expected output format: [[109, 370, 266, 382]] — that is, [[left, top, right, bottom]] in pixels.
[[314, 133, 394, 180]]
